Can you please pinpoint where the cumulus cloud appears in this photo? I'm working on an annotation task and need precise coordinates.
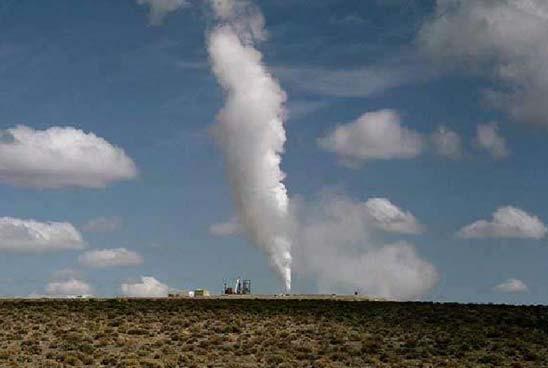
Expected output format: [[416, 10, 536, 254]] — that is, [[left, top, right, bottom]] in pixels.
[[365, 198, 424, 234], [0, 217, 84, 252], [457, 206, 547, 239], [494, 278, 529, 293], [419, 0, 548, 125], [81, 217, 123, 233], [121, 276, 169, 297], [78, 248, 143, 268], [314, 242, 439, 300], [209, 216, 242, 237], [0, 126, 137, 189], [431, 125, 463, 159], [46, 271, 93, 297], [475, 123, 510, 159], [293, 193, 438, 300], [318, 109, 424, 164], [46, 279, 92, 296], [137, 0, 189, 25]]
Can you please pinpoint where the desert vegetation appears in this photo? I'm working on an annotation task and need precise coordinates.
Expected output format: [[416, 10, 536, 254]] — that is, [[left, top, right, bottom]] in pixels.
[[0, 298, 545, 367]]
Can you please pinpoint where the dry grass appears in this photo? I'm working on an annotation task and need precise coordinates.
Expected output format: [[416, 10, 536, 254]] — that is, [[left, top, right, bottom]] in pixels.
[[0, 298, 546, 367]]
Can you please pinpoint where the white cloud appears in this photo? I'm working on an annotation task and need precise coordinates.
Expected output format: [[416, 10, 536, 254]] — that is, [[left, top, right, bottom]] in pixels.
[[294, 193, 438, 300], [318, 109, 424, 164], [494, 278, 529, 293], [137, 0, 189, 25], [0, 125, 137, 189], [46, 279, 92, 296], [457, 206, 547, 239], [81, 217, 123, 233], [0, 217, 84, 252], [431, 125, 463, 159], [315, 242, 439, 300], [78, 248, 143, 268], [475, 123, 509, 159], [419, 0, 548, 125], [209, 216, 242, 237], [121, 276, 169, 297], [365, 198, 424, 234], [275, 63, 427, 98]]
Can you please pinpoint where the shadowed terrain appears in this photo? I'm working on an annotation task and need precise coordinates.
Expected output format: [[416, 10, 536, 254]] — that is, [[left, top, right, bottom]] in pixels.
[[0, 298, 546, 367]]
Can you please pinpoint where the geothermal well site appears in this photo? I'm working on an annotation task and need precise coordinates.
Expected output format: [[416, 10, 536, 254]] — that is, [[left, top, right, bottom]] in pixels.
[[165, 277, 374, 300]]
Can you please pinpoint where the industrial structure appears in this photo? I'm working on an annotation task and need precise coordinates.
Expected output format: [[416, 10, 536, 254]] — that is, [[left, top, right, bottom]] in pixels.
[[193, 289, 210, 297], [224, 277, 251, 295]]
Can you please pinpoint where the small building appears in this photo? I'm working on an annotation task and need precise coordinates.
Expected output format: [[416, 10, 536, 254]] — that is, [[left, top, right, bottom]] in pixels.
[[193, 289, 210, 297], [168, 291, 187, 298]]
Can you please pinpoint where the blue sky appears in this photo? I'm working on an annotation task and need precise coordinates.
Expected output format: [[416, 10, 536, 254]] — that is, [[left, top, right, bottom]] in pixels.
[[0, 0, 547, 303]]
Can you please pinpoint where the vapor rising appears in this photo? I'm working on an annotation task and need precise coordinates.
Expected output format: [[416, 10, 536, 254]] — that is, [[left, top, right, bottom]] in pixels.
[[291, 192, 438, 300], [144, 0, 438, 298], [207, 0, 292, 291], [204, 0, 438, 299]]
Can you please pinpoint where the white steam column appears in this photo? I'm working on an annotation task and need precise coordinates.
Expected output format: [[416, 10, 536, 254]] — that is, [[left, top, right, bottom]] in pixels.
[[207, 0, 292, 292]]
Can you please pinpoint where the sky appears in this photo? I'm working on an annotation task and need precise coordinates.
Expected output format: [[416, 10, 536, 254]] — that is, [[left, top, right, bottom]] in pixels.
[[0, 0, 547, 304]]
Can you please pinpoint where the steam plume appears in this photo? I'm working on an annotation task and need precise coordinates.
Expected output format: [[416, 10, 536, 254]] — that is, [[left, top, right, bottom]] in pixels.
[[207, 0, 292, 291], [293, 192, 438, 300]]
